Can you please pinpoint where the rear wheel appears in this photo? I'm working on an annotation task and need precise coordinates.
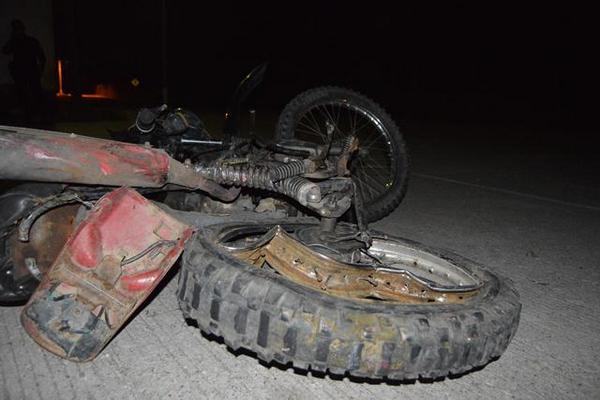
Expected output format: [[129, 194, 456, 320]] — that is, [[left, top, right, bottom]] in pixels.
[[178, 220, 521, 380], [276, 87, 409, 222]]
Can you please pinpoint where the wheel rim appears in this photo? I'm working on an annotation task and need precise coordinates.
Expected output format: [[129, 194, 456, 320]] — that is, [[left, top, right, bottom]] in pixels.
[[292, 100, 397, 205], [216, 223, 483, 304]]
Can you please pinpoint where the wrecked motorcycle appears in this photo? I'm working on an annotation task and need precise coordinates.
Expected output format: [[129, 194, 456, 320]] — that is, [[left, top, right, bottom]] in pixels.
[[1, 64, 409, 304], [0, 80, 520, 380]]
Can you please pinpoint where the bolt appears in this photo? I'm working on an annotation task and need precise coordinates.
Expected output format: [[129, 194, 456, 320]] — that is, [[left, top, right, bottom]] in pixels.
[[306, 188, 321, 203]]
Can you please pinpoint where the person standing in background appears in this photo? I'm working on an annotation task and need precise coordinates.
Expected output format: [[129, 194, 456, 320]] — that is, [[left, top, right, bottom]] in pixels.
[[3, 19, 46, 124]]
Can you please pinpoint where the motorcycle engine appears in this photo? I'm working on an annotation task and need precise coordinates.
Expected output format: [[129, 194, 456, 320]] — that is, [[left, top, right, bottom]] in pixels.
[[129, 105, 216, 162]]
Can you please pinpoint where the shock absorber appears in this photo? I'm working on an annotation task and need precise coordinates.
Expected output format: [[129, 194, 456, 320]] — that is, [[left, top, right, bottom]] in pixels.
[[196, 164, 320, 205], [271, 160, 306, 181], [274, 176, 321, 206], [198, 165, 274, 190]]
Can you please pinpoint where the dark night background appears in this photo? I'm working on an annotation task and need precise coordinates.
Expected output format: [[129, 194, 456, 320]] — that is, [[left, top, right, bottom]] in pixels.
[[1, 0, 598, 204], [42, 0, 600, 207], [49, 1, 594, 128]]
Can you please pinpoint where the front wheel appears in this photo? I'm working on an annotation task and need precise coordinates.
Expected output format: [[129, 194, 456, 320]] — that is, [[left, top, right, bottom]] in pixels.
[[177, 220, 521, 380], [276, 87, 409, 222]]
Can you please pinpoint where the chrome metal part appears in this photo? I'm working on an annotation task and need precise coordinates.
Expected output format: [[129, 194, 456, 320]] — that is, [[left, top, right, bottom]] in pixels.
[[180, 139, 223, 145], [275, 176, 321, 205]]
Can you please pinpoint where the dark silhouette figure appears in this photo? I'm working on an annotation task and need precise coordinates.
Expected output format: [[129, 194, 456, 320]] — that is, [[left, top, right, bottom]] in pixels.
[[3, 19, 46, 123]]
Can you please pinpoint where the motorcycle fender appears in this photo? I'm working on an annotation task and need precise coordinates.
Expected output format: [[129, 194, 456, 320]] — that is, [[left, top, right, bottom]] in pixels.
[[21, 187, 193, 362]]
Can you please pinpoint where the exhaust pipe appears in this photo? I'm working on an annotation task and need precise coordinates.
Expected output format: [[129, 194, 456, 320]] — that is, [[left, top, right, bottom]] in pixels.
[[0, 126, 239, 201]]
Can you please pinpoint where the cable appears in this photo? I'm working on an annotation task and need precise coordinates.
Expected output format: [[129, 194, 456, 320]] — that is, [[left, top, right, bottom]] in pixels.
[[120, 239, 178, 266]]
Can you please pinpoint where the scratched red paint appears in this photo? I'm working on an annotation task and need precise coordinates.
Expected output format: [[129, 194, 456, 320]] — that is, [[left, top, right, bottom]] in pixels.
[[120, 269, 164, 292], [70, 223, 102, 269], [25, 143, 55, 160], [65, 188, 192, 292], [46, 134, 170, 183], [98, 161, 114, 175]]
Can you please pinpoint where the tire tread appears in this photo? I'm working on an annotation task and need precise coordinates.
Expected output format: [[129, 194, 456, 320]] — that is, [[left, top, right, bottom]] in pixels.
[[177, 223, 521, 380]]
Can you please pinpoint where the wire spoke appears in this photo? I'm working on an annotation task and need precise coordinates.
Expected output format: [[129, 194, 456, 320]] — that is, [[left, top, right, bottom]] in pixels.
[[319, 104, 335, 126], [357, 161, 388, 195], [351, 108, 358, 134], [296, 127, 325, 140], [360, 132, 385, 150], [334, 104, 342, 130], [320, 104, 340, 141], [352, 171, 375, 201], [297, 121, 324, 137], [305, 111, 328, 142], [363, 153, 391, 172], [356, 162, 381, 195], [304, 109, 321, 133], [290, 100, 398, 211], [352, 118, 372, 136]]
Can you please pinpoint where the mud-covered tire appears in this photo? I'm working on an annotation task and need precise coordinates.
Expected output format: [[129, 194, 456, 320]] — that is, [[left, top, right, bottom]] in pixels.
[[276, 87, 409, 222], [0, 183, 63, 305], [177, 220, 521, 380]]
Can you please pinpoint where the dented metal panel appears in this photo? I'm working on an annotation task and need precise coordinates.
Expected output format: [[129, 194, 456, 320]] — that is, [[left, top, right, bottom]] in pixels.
[[229, 226, 480, 304], [21, 187, 193, 361]]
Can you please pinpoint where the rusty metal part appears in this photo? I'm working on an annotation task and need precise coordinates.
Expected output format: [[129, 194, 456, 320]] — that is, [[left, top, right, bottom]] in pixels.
[[197, 163, 322, 206], [0, 126, 239, 201], [226, 226, 481, 304], [196, 159, 351, 217], [9, 204, 80, 281], [319, 217, 338, 233], [350, 180, 370, 243], [198, 164, 274, 190], [336, 135, 359, 176], [17, 192, 88, 242], [21, 188, 193, 361], [271, 160, 307, 181], [308, 178, 354, 218], [168, 161, 240, 201]]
